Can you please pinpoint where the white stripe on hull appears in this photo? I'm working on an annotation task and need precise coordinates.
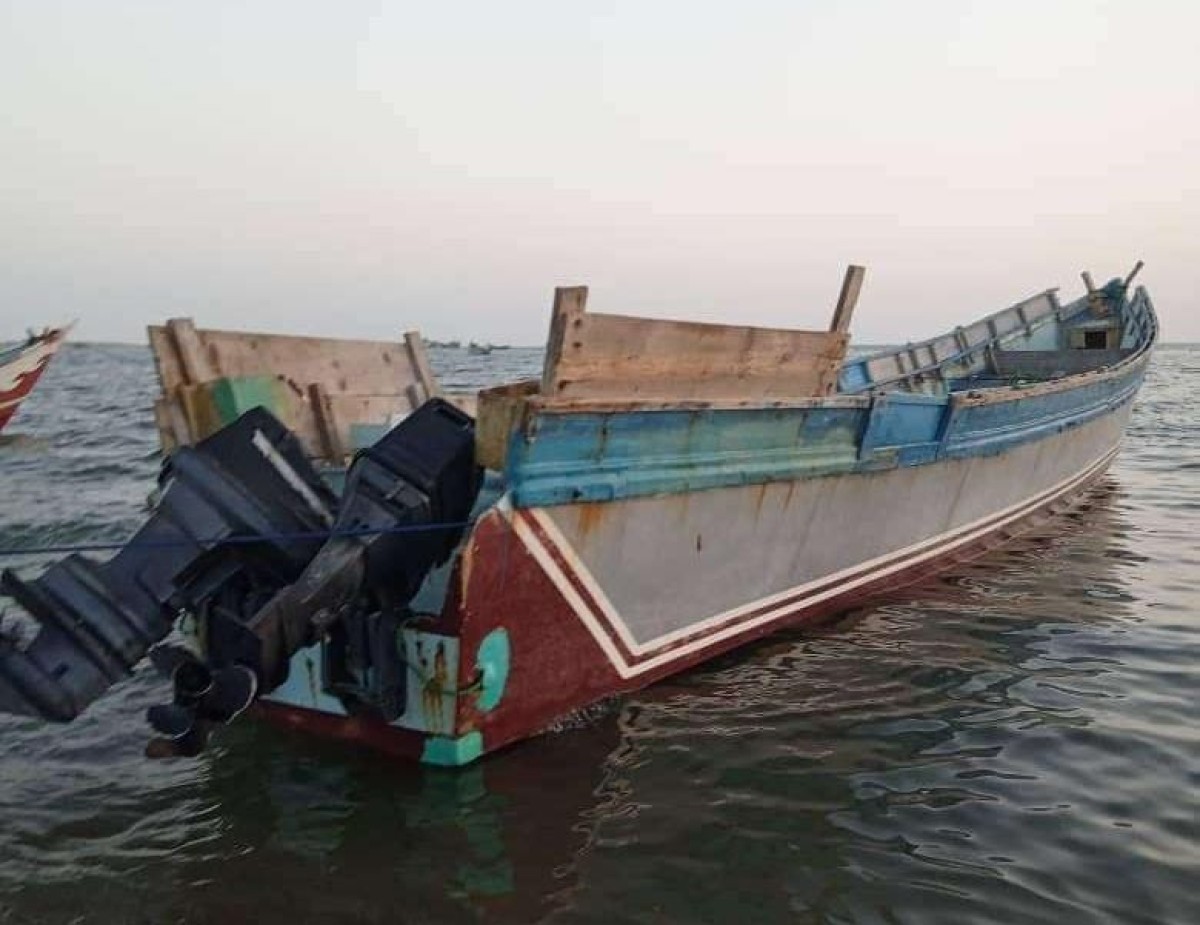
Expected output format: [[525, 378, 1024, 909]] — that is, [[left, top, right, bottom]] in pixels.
[[0, 340, 58, 394], [548, 404, 1131, 647], [508, 437, 1122, 681]]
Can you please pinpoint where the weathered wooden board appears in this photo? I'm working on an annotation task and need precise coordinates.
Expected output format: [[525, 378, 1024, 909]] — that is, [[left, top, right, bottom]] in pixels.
[[829, 265, 866, 335], [475, 379, 539, 470], [149, 321, 428, 396], [540, 287, 849, 402], [147, 318, 441, 463]]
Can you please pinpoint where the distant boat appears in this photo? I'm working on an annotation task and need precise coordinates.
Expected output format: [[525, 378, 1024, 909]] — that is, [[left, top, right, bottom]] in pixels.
[[0, 325, 70, 434], [468, 341, 493, 355], [0, 264, 1158, 768]]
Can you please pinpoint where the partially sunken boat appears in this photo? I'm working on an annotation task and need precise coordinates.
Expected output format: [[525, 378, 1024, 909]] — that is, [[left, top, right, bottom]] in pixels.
[[0, 265, 1157, 766], [0, 325, 70, 434]]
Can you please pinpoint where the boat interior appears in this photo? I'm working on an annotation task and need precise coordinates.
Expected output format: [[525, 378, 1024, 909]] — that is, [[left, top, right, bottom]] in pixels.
[[838, 263, 1157, 398]]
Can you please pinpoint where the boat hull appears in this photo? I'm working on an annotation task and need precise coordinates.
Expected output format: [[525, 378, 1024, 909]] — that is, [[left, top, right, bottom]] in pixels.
[[0, 330, 67, 433], [221, 276, 1162, 765], [260, 390, 1137, 765]]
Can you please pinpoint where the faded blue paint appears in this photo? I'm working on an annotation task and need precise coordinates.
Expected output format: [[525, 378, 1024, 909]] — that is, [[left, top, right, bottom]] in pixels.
[[837, 283, 1156, 398], [263, 472, 509, 724], [838, 361, 872, 392], [838, 288, 1064, 395], [422, 730, 484, 767], [407, 470, 508, 616], [504, 284, 1156, 509], [474, 629, 510, 712], [858, 392, 946, 459], [942, 366, 1145, 459], [349, 421, 391, 450], [1009, 323, 1062, 351], [264, 645, 348, 715], [1120, 288, 1158, 350], [506, 353, 1151, 508], [508, 405, 862, 506]]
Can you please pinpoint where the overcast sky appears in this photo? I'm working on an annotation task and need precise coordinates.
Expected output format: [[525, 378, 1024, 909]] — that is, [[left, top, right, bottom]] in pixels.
[[2, 1, 1197, 346]]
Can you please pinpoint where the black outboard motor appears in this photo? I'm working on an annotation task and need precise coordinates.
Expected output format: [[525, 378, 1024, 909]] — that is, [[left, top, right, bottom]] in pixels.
[[0, 409, 336, 722], [146, 398, 480, 754], [1, 396, 480, 758]]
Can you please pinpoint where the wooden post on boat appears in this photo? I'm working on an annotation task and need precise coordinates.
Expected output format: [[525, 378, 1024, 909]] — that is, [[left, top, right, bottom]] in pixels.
[[1123, 260, 1145, 290], [822, 265, 866, 394], [308, 382, 346, 461], [165, 318, 217, 384], [1082, 270, 1108, 317], [404, 330, 441, 404], [541, 286, 589, 395], [829, 265, 866, 336]]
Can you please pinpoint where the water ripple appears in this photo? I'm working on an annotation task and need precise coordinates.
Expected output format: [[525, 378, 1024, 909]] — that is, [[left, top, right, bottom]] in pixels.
[[0, 345, 1196, 924]]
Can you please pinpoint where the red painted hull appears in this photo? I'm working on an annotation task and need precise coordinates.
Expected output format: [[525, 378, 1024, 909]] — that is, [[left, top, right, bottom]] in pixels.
[[264, 443, 1116, 764], [0, 327, 69, 434]]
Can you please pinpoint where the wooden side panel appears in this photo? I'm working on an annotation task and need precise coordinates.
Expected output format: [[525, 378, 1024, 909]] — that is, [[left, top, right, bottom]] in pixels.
[[476, 379, 540, 470], [829, 264, 866, 335], [541, 288, 848, 402], [167, 318, 217, 383], [147, 325, 185, 393], [146, 319, 442, 462], [161, 329, 422, 395], [152, 399, 181, 452], [404, 331, 440, 401], [308, 383, 346, 461]]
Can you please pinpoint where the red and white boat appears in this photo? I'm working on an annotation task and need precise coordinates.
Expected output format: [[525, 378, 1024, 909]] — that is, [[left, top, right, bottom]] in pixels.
[[0, 326, 70, 434]]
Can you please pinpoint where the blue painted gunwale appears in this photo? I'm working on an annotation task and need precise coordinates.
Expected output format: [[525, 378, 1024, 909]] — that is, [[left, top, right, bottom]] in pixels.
[[503, 286, 1157, 509]]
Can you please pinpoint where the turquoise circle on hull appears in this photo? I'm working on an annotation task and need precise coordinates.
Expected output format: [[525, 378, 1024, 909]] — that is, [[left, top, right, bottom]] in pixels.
[[475, 628, 510, 712]]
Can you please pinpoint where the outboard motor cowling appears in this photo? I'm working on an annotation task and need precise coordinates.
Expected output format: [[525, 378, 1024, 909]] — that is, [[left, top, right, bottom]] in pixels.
[[1, 397, 482, 760], [0, 408, 335, 722], [147, 398, 480, 752]]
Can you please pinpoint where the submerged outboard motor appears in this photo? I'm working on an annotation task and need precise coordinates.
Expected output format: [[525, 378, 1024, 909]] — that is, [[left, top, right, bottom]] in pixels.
[[0, 409, 336, 722], [1, 397, 480, 758]]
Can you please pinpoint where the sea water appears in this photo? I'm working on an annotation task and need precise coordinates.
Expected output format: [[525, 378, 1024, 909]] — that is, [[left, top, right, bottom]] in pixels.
[[0, 344, 1195, 924]]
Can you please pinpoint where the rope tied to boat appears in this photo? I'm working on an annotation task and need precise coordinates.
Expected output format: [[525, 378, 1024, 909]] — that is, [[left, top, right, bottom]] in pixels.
[[0, 518, 480, 558]]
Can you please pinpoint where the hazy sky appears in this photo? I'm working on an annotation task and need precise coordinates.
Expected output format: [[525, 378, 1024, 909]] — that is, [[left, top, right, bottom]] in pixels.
[[2, 1, 1197, 345]]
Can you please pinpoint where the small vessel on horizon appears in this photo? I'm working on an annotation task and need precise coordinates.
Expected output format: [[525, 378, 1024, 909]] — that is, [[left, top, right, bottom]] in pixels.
[[0, 264, 1157, 768], [0, 325, 71, 434]]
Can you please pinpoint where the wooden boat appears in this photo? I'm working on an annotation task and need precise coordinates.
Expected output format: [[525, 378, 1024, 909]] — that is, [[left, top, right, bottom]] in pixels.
[[0, 265, 1157, 768], [0, 326, 70, 434]]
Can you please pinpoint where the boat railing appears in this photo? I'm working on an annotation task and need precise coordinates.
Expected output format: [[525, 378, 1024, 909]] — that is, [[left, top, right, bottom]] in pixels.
[[838, 289, 1061, 394], [1121, 287, 1158, 353]]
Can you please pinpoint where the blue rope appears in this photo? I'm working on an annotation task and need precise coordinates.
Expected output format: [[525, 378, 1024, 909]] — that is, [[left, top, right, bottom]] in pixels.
[[0, 519, 477, 558]]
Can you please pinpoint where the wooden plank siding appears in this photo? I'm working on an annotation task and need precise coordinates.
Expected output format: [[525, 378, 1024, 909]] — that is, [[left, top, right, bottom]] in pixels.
[[149, 323, 423, 395], [147, 319, 440, 463], [540, 287, 850, 403]]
